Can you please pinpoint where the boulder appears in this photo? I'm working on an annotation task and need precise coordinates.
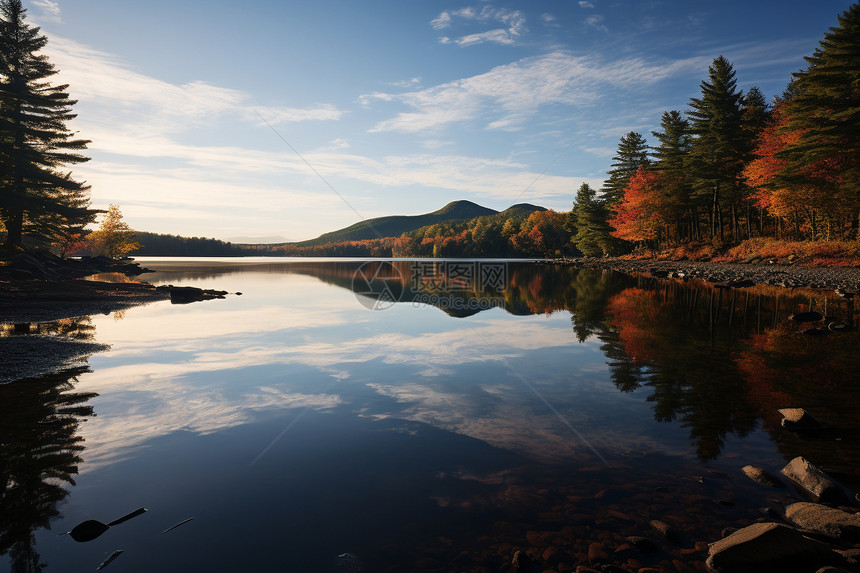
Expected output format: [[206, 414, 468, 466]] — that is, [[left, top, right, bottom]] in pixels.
[[706, 522, 837, 572], [779, 408, 828, 431], [741, 465, 786, 488], [785, 502, 860, 543], [781, 457, 852, 505]]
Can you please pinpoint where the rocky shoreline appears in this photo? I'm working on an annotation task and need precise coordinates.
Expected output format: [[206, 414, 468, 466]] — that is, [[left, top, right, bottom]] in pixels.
[[0, 251, 229, 323], [552, 257, 860, 293]]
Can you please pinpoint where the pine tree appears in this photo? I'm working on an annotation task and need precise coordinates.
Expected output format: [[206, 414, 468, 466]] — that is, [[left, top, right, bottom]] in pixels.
[[687, 56, 746, 242], [651, 111, 694, 241], [602, 132, 650, 207], [0, 0, 95, 252], [572, 183, 614, 256], [778, 3, 860, 238]]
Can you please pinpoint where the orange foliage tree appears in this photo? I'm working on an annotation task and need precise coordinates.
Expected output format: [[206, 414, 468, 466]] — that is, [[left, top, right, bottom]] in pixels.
[[609, 168, 668, 245]]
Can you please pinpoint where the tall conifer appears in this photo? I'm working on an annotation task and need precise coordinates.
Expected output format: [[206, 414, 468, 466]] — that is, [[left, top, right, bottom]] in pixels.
[[687, 56, 746, 241], [778, 3, 860, 237], [602, 132, 650, 207], [0, 0, 94, 251]]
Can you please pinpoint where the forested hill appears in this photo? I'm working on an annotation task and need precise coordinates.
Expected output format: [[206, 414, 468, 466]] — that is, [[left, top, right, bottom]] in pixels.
[[294, 200, 526, 246]]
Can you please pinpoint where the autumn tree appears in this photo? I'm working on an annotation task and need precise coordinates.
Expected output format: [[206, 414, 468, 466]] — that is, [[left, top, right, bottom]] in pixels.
[[687, 56, 747, 242], [87, 204, 141, 258], [610, 167, 665, 245], [0, 0, 95, 252], [602, 132, 651, 207], [777, 3, 860, 238]]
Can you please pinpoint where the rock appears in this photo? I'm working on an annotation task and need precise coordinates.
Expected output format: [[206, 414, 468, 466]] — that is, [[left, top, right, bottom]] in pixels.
[[778, 408, 828, 431], [741, 465, 786, 488], [706, 522, 838, 572], [626, 536, 659, 553], [720, 527, 738, 538], [512, 549, 533, 572], [335, 553, 362, 572], [166, 286, 229, 304], [650, 519, 679, 541], [836, 548, 860, 563], [790, 311, 824, 322], [785, 502, 860, 543], [781, 457, 852, 505]]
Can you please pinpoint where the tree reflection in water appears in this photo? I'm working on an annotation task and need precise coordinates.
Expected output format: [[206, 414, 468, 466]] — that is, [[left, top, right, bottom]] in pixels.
[[0, 319, 99, 572]]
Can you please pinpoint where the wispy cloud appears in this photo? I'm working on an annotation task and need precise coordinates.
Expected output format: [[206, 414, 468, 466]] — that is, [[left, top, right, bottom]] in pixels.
[[578, 1, 595, 8], [585, 14, 608, 33], [253, 104, 345, 124], [431, 6, 527, 46], [389, 77, 422, 88], [45, 35, 345, 132], [32, 0, 61, 23], [363, 51, 712, 133]]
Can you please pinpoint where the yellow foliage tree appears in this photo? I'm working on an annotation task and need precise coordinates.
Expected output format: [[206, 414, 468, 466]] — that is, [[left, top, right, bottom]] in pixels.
[[87, 204, 141, 258]]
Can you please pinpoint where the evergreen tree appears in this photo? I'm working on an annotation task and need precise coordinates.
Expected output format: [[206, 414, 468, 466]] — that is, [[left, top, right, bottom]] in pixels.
[[0, 0, 94, 252], [572, 183, 614, 256], [651, 110, 694, 241], [602, 132, 650, 207], [778, 3, 860, 237], [687, 56, 747, 241]]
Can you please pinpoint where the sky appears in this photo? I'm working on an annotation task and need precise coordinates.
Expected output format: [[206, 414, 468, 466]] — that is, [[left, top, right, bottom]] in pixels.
[[23, 0, 857, 242]]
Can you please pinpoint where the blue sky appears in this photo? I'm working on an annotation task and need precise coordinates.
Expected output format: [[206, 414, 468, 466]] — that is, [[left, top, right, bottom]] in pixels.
[[27, 0, 855, 242]]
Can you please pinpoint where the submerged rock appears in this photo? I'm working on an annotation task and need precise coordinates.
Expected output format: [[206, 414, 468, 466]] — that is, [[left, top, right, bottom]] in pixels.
[[706, 522, 837, 572], [781, 457, 852, 505], [741, 465, 786, 488], [785, 502, 860, 543], [163, 285, 229, 304], [625, 536, 659, 553], [779, 408, 828, 431], [649, 519, 679, 541]]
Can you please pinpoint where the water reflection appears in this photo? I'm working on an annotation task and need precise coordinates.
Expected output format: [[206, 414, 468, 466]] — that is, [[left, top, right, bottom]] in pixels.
[[0, 364, 98, 571], [139, 259, 860, 468], [2, 259, 858, 571]]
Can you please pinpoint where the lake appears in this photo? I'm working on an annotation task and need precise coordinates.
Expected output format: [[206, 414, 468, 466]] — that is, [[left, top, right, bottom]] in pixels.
[[2, 258, 859, 572]]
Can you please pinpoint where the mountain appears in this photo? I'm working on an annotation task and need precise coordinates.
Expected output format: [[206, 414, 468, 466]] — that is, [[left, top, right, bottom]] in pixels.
[[295, 200, 499, 246]]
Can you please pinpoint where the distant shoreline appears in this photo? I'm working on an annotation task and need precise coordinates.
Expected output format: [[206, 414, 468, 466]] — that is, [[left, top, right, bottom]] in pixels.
[[2, 254, 858, 325]]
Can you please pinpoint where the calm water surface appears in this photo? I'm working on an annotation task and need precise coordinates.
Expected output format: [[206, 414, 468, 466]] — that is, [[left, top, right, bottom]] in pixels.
[[2, 258, 859, 572]]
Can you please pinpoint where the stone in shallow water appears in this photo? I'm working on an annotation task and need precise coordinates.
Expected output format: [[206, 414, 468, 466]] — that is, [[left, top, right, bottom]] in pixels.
[[781, 456, 852, 505], [649, 519, 679, 541], [779, 408, 828, 430], [706, 522, 836, 573], [785, 502, 860, 543], [741, 465, 786, 488]]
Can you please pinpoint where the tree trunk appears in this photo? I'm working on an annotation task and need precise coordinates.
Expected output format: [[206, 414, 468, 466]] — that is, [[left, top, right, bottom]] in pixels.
[[3, 210, 24, 252], [712, 186, 719, 239]]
